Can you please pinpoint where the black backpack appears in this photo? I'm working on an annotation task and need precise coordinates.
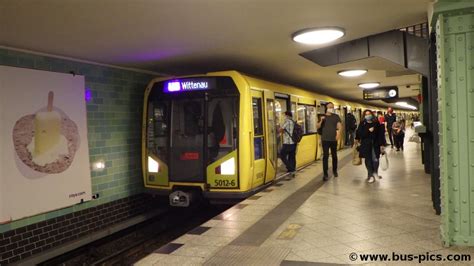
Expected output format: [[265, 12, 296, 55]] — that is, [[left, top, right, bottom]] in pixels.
[[285, 120, 303, 144]]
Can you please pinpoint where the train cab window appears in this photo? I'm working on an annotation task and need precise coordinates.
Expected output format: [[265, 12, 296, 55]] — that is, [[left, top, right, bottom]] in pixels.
[[207, 97, 238, 164], [147, 101, 169, 163], [252, 97, 264, 160]]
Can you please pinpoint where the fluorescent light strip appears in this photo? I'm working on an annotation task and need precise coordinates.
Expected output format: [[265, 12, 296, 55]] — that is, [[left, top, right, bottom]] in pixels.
[[396, 102, 417, 110]]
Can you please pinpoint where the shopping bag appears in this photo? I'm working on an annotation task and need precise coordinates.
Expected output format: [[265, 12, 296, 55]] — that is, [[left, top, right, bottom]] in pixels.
[[380, 153, 389, 171], [352, 146, 362, 165], [409, 134, 421, 143]]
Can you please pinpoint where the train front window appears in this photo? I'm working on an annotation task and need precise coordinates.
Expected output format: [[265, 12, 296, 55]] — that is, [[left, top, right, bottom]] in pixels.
[[169, 99, 205, 181], [207, 97, 238, 165]]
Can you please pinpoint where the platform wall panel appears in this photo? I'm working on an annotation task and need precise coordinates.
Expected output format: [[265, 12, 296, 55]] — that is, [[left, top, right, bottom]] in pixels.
[[0, 48, 160, 264]]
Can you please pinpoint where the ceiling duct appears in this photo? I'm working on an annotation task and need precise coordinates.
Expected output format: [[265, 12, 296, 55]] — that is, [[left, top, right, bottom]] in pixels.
[[300, 30, 428, 77]]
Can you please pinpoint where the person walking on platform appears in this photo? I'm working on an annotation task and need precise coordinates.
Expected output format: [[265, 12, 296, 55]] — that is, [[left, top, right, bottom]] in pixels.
[[392, 119, 405, 151], [317, 102, 342, 181], [279, 111, 296, 177], [384, 107, 396, 148], [376, 111, 386, 136], [355, 110, 386, 183], [345, 112, 357, 147], [377, 111, 385, 125]]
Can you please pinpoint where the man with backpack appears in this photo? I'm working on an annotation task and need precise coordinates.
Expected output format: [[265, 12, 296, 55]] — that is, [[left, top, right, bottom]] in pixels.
[[317, 102, 342, 181], [279, 111, 299, 177]]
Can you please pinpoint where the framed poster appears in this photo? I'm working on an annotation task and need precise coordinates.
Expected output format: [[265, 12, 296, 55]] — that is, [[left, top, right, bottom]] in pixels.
[[0, 66, 91, 222]]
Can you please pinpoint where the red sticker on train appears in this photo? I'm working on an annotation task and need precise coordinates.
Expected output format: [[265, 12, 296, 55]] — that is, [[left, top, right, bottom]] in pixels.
[[180, 152, 200, 160]]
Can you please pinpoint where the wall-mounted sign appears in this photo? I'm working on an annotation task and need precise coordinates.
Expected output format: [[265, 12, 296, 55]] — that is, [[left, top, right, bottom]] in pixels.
[[363, 87, 399, 100], [164, 78, 216, 93]]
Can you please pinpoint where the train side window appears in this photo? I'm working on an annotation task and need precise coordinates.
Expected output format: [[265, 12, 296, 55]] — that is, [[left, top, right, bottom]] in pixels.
[[306, 106, 317, 133], [297, 104, 307, 134], [252, 97, 264, 160], [296, 104, 317, 134], [291, 102, 297, 117]]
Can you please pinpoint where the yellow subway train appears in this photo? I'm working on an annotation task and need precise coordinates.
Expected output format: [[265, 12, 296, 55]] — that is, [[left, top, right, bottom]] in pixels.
[[141, 70, 409, 206]]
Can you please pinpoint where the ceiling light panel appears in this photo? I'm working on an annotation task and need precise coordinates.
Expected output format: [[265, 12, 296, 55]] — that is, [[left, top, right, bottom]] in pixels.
[[338, 69, 367, 77], [358, 82, 380, 89], [293, 27, 345, 45]]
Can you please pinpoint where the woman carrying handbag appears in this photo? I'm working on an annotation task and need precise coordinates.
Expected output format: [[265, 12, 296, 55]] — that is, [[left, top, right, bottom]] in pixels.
[[354, 110, 386, 183]]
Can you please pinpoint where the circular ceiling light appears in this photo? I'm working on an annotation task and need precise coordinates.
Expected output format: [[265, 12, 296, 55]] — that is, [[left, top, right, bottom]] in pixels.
[[292, 27, 345, 45], [337, 69, 367, 77], [358, 82, 380, 89]]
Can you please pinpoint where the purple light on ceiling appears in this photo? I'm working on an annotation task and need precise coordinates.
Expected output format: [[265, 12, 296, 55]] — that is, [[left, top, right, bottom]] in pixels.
[[85, 88, 92, 102]]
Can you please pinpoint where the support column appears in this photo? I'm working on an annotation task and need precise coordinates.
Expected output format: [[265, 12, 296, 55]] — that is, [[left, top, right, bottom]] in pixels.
[[432, 1, 474, 246]]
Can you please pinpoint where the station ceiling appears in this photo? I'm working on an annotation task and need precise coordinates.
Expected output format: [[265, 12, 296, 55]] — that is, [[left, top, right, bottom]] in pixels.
[[1, 0, 432, 109]]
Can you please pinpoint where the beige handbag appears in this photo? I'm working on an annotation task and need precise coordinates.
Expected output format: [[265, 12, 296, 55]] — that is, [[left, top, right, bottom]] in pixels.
[[352, 145, 362, 165]]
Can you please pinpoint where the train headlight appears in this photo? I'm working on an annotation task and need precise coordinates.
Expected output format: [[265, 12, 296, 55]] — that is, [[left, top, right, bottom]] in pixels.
[[215, 157, 235, 175], [148, 156, 159, 173]]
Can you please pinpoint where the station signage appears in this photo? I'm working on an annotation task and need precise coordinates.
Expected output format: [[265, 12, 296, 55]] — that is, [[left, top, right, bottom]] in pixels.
[[164, 78, 216, 93], [363, 87, 399, 100]]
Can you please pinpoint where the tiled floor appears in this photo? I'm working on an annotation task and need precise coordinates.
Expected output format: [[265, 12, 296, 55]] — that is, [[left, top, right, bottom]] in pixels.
[[135, 129, 474, 265]]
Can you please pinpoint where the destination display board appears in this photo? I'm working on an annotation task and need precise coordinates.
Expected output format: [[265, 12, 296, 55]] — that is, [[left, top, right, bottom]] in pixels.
[[363, 87, 399, 100], [164, 78, 216, 93]]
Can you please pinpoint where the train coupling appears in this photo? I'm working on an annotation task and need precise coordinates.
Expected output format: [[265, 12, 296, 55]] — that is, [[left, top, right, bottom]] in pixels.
[[169, 190, 199, 207]]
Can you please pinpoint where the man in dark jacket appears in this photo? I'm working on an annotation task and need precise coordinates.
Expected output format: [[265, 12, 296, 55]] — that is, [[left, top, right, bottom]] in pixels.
[[345, 112, 357, 147], [384, 107, 396, 148]]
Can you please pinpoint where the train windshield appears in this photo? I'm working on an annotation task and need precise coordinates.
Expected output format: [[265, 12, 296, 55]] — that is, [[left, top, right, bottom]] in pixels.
[[146, 77, 239, 182]]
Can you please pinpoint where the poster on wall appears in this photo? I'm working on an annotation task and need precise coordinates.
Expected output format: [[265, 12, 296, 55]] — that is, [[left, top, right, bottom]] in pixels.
[[0, 66, 91, 223]]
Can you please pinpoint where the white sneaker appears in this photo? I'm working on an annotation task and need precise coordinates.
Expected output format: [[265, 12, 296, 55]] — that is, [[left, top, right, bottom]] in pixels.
[[368, 176, 375, 183], [374, 173, 382, 179]]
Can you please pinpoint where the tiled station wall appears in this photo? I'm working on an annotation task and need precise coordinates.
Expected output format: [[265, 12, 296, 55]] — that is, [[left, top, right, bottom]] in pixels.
[[0, 48, 160, 264]]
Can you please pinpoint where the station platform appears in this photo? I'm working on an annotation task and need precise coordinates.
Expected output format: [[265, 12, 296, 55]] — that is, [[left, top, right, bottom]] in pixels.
[[136, 130, 474, 265]]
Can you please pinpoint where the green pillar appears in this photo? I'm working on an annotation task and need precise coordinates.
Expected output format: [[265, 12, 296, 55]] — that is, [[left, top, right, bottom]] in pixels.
[[432, 0, 474, 246]]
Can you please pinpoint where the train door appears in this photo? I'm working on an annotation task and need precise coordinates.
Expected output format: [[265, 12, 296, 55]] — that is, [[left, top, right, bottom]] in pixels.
[[334, 106, 342, 149], [251, 90, 266, 187], [316, 101, 327, 160], [274, 94, 289, 175], [263, 91, 277, 183]]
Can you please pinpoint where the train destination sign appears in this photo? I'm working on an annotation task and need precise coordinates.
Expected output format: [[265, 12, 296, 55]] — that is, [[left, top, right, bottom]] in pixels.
[[164, 78, 216, 93], [363, 87, 399, 100]]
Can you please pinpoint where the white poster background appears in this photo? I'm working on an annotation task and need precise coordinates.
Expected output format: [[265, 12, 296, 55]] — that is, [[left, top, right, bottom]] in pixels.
[[0, 66, 92, 222]]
